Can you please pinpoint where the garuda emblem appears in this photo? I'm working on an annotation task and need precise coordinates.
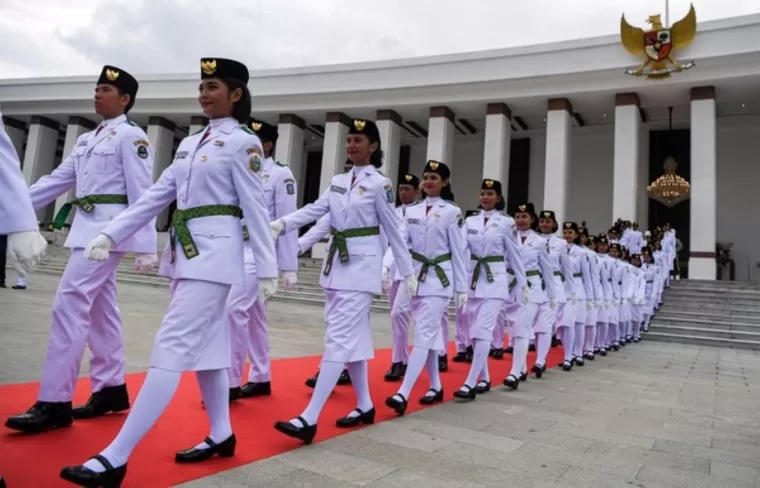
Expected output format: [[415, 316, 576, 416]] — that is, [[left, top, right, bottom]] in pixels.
[[620, 4, 697, 80]]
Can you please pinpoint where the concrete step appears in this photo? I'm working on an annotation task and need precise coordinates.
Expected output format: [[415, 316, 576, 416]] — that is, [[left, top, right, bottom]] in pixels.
[[657, 301, 760, 314], [653, 309, 760, 323], [651, 317, 760, 334], [644, 331, 760, 351]]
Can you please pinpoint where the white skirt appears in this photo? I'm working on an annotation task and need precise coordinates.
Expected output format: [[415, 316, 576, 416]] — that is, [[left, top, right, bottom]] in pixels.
[[323, 289, 374, 362], [411, 295, 448, 350], [467, 297, 504, 341]]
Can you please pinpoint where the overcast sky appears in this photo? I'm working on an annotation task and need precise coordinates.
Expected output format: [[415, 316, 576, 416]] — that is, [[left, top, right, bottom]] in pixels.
[[0, 0, 757, 79]]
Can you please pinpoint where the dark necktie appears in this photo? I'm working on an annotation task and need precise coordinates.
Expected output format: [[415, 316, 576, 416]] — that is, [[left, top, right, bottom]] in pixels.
[[95, 124, 104, 136], [484, 216, 489, 226], [350, 173, 356, 186], [426, 205, 432, 215], [521, 236, 527, 244], [402, 206, 406, 217], [198, 129, 211, 146]]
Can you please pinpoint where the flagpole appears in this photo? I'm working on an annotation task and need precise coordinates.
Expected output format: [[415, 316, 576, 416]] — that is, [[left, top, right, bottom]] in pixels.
[[665, 0, 670, 27]]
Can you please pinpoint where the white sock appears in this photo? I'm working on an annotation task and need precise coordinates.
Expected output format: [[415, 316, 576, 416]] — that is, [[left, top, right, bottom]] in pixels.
[[462, 339, 490, 390], [396, 346, 429, 399], [85, 368, 181, 472], [425, 349, 442, 393], [194, 369, 233, 449], [509, 337, 529, 378], [561, 327, 574, 362], [344, 360, 372, 418], [535, 332, 550, 367], [573, 323, 585, 357], [294, 360, 344, 426]]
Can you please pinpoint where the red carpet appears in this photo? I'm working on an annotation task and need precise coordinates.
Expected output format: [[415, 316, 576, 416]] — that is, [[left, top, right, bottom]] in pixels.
[[0, 344, 563, 487]]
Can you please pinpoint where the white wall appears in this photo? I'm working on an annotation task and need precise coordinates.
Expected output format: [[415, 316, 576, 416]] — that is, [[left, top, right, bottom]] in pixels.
[[400, 114, 760, 281]]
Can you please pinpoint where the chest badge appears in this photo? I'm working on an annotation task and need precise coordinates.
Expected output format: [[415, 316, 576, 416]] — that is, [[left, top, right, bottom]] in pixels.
[[200, 155, 207, 162], [357, 186, 367, 196]]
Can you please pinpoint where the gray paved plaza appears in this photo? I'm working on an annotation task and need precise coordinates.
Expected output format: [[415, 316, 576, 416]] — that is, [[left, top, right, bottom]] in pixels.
[[3, 273, 760, 487]]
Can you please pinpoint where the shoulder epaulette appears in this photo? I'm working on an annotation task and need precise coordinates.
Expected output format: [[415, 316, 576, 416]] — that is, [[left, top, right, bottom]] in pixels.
[[444, 199, 460, 208], [376, 169, 385, 176], [407, 200, 422, 207], [191, 128, 204, 135], [128, 120, 139, 127], [275, 160, 286, 167], [239, 125, 255, 135]]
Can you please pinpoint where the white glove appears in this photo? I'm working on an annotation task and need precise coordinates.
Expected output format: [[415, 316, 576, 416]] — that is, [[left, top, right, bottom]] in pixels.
[[7, 231, 47, 272], [650, 293, 656, 301], [456, 292, 468, 310], [297, 243, 306, 256], [605, 300, 611, 309], [571, 293, 578, 305], [404, 274, 418, 297], [381, 266, 390, 283], [258, 277, 278, 302], [550, 297, 557, 310], [84, 234, 114, 261], [521, 285, 531, 305], [133, 253, 158, 274], [269, 220, 284, 240], [281, 271, 297, 290], [596, 299, 602, 309], [586, 300, 592, 311]]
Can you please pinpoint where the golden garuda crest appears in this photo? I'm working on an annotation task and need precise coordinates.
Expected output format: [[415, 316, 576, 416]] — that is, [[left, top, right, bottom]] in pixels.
[[620, 4, 697, 80]]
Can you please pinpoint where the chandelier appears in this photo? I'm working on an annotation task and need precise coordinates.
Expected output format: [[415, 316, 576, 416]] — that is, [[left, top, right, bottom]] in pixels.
[[647, 155, 690, 207]]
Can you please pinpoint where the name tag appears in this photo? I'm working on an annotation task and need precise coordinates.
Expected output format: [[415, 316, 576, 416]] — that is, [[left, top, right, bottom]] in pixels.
[[175, 151, 188, 160], [406, 218, 421, 225], [330, 185, 347, 194], [76, 140, 88, 147], [468, 229, 478, 235]]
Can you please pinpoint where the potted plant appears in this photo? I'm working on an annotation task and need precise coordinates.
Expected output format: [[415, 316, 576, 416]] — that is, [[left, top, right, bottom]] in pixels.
[[715, 242, 734, 280]]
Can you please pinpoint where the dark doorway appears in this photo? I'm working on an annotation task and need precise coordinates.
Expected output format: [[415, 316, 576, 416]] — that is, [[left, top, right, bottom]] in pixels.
[[647, 128, 690, 277], [506, 138, 531, 213], [300, 151, 323, 236], [396, 145, 411, 206]]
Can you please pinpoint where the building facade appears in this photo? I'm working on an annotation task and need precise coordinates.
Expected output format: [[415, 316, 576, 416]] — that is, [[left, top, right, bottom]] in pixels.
[[1, 14, 760, 281]]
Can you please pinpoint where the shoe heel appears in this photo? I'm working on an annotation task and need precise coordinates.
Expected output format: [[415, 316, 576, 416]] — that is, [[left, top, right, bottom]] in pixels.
[[219, 440, 236, 457], [363, 409, 376, 425]]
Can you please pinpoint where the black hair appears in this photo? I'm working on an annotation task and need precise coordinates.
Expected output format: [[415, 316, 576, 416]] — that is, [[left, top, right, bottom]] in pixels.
[[222, 77, 252, 124], [117, 89, 134, 114], [371, 148, 384, 168]]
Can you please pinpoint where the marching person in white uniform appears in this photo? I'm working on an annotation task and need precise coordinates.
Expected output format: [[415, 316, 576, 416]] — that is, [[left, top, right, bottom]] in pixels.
[[60, 58, 278, 487], [505, 203, 556, 389], [453, 179, 527, 400], [227, 118, 299, 399], [594, 234, 615, 355], [6, 66, 158, 435], [0, 106, 48, 488], [381, 173, 421, 382], [384, 160, 467, 414], [562, 221, 593, 368], [271, 118, 415, 444]]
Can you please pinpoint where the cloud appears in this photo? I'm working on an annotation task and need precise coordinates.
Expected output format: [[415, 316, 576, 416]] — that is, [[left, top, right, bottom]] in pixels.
[[0, 0, 758, 78]]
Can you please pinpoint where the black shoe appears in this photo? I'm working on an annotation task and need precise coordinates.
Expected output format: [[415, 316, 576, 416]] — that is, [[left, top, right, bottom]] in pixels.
[[532, 363, 546, 379], [11, 285, 26, 290], [0, 283, 6, 288], [175, 434, 236, 463], [383, 362, 406, 382], [474, 380, 491, 394], [528, 344, 536, 352], [452, 352, 468, 363], [60, 454, 126, 487], [551, 335, 560, 348], [5, 401, 73, 433], [504, 346, 514, 354], [561, 360, 573, 371], [385, 393, 408, 416], [575, 358, 585, 367], [0, 476, 5, 488], [240, 381, 271, 397], [600, 349, 608, 357], [584, 352, 595, 361], [465, 345, 474, 363], [337, 369, 351, 385], [336, 407, 375, 428], [274, 416, 317, 444], [305, 370, 319, 388], [519, 372, 528, 382], [420, 388, 443, 405], [453, 385, 476, 401], [503, 375, 519, 390], [72, 385, 130, 420], [438, 355, 448, 372]]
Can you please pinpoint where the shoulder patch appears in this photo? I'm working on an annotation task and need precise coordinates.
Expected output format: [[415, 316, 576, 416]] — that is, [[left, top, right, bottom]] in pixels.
[[239, 125, 255, 135], [384, 184, 394, 204], [457, 215, 464, 228], [137, 144, 149, 159], [249, 154, 262, 173], [284, 178, 296, 195]]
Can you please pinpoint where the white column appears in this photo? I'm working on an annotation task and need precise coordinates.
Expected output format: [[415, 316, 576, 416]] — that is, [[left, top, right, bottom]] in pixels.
[[1, 115, 27, 163], [188, 115, 207, 136], [147, 116, 176, 230], [542, 98, 572, 224], [53, 116, 96, 237], [612, 93, 642, 224], [318, 112, 349, 194], [22, 116, 60, 222], [426, 106, 455, 170], [482, 103, 512, 184], [376, 109, 402, 184], [275, 113, 305, 205], [688, 86, 717, 280]]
